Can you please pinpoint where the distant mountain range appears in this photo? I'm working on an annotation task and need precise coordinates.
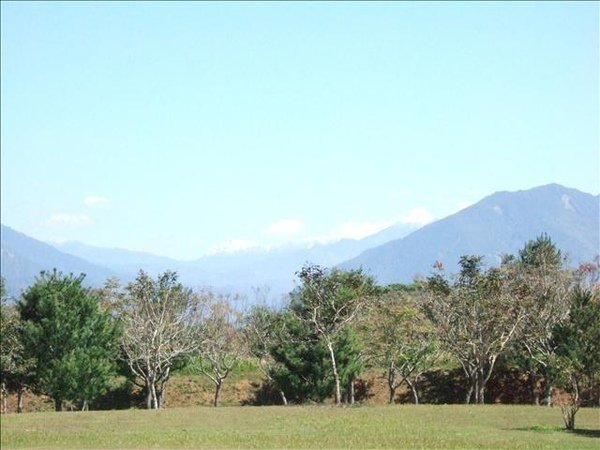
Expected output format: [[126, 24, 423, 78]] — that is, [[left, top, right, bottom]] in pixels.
[[0, 220, 417, 300], [1, 184, 598, 300]]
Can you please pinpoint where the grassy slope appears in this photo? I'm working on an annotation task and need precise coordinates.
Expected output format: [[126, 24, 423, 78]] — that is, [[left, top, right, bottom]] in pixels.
[[2, 405, 599, 449]]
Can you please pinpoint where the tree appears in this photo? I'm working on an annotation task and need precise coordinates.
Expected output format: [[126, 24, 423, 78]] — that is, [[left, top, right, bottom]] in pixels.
[[293, 264, 376, 405], [243, 305, 289, 405], [368, 288, 437, 404], [424, 256, 526, 404], [515, 234, 573, 406], [193, 295, 244, 407], [17, 270, 119, 411], [120, 271, 204, 409], [333, 327, 364, 404], [0, 278, 33, 413], [269, 311, 333, 404], [553, 286, 600, 429]]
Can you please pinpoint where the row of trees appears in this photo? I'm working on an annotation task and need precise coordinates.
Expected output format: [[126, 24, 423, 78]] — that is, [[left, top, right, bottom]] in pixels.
[[1, 235, 599, 429]]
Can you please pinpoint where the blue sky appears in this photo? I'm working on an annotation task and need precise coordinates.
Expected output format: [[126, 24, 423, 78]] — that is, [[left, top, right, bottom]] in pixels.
[[1, 2, 598, 259]]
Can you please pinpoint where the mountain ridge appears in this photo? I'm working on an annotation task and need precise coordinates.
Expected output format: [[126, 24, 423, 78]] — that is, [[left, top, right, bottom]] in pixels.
[[2, 183, 598, 299], [338, 184, 599, 284]]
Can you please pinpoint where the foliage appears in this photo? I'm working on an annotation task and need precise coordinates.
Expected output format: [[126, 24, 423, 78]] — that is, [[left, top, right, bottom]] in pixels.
[[552, 287, 600, 429], [17, 270, 119, 411], [0, 278, 34, 412], [269, 311, 333, 403]]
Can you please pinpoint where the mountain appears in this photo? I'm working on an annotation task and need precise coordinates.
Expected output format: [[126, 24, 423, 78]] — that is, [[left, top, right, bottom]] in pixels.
[[49, 223, 418, 300], [339, 184, 599, 284], [52, 241, 180, 280], [0, 225, 116, 297]]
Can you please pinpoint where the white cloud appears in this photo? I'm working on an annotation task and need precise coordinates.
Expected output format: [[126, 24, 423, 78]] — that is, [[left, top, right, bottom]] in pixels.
[[399, 207, 434, 225], [264, 219, 303, 236], [45, 213, 92, 228], [306, 220, 395, 244], [207, 239, 260, 255], [84, 196, 109, 207]]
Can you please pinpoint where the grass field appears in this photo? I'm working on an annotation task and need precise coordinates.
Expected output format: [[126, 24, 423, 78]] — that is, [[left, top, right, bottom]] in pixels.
[[1, 405, 599, 449]]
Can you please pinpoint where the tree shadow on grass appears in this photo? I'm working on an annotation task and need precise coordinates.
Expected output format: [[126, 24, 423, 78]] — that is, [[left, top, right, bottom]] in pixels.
[[512, 426, 600, 439], [571, 429, 600, 439]]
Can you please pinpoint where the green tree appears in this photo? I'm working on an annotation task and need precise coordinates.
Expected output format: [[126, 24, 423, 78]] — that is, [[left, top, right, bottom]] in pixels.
[[18, 270, 119, 411], [269, 311, 332, 404], [552, 287, 600, 429], [243, 304, 289, 405], [293, 264, 376, 405]]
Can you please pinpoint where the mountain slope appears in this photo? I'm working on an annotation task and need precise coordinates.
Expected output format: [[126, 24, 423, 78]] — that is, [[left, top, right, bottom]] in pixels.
[[339, 184, 599, 284], [52, 241, 180, 279], [1, 225, 116, 297]]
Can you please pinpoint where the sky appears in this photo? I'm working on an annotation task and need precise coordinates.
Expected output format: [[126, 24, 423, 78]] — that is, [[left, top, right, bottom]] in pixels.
[[1, 2, 598, 260]]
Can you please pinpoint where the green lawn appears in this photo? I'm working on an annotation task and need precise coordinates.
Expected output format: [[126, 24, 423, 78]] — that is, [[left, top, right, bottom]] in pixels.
[[1, 405, 599, 449]]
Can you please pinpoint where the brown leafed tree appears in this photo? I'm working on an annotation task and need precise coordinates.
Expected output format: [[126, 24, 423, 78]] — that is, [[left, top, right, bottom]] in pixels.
[[514, 234, 573, 406], [193, 295, 245, 407], [424, 256, 527, 404]]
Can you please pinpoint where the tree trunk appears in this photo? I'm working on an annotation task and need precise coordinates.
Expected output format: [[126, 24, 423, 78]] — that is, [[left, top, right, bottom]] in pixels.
[[158, 367, 170, 409], [325, 338, 341, 405], [543, 366, 553, 407], [348, 379, 355, 405], [477, 384, 485, 404], [544, 383, 553, 407], [213, 381, 222, 407], [81, 400, 88, 411], [151, 382, 158, 409], [145, 380, 153, 410], [465, 378, 474, 404], [388, 367, 396, 404], [16, 387, 24, 413], [279, 390, 288, 406], [1, 382, 7, 414], [389, 386, 396, 404], [54, 398, 63, 412], [407, 378, 419, 405], [530, 371, 540, 405]]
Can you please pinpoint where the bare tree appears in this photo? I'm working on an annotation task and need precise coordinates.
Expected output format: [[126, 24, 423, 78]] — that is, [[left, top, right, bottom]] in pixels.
[[293, 264, 376, 405], [193, 295, 245, 407], [120, 271, 204, 409], [424, 256, 526, 404]]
